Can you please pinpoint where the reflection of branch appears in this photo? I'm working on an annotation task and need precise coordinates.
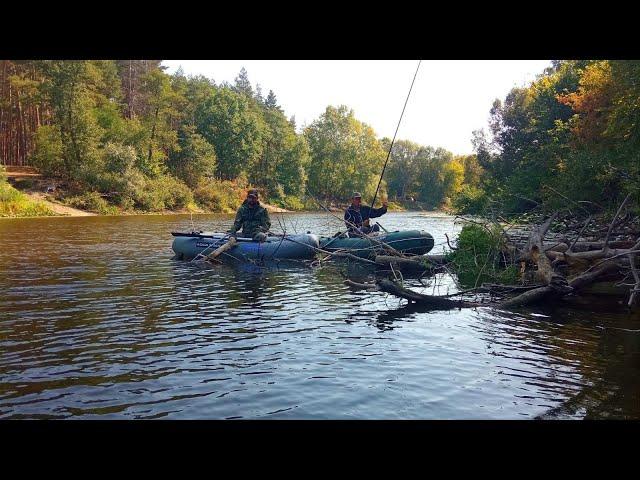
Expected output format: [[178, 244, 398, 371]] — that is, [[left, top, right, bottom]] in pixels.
[[445, 233, 457, 250]]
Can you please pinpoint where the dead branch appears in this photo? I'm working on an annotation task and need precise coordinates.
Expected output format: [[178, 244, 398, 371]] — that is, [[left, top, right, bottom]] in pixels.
[[376, 279, 474, 309], [603, 192, 632, 250]]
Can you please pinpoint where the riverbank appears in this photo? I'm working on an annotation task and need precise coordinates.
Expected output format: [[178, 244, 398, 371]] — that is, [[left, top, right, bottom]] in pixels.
[[1, 190, 291, 218], [1, 166, 440, 218]]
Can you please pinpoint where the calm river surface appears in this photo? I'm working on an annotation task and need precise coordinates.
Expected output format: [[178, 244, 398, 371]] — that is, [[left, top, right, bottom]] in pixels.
[[1, 212, 639, 419]]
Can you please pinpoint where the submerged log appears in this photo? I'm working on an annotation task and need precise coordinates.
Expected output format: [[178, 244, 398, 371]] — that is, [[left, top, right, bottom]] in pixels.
[[344, 279, 475, 309], [375, 255, 431, 269], [500, 286, 557, 309], [377, 279, 471, 308]]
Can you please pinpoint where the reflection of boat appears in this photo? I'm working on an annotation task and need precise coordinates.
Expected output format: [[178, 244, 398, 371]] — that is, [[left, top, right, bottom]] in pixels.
[[319, 230, 434, 258], [171, 232, 320, 261]]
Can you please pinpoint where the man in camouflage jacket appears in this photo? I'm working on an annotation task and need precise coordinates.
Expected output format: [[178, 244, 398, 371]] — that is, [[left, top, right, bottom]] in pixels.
[[228, 189, 271, 242]]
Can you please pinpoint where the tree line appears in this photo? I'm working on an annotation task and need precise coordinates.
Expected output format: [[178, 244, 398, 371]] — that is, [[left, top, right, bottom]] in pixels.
[[6, 60, 632, 216], [465, 60, 640, 215], [0, 60, 474, 213]]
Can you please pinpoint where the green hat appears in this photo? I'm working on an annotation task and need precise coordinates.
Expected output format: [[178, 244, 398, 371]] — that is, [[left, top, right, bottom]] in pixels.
[[352, 192, 362, 198]]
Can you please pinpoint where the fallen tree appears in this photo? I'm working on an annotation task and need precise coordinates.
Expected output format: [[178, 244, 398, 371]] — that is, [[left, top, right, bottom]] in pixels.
[[345, 192, 640, 311]]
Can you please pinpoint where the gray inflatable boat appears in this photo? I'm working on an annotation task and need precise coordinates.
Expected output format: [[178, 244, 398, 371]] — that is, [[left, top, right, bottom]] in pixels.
[[171, 231, 320, 261]]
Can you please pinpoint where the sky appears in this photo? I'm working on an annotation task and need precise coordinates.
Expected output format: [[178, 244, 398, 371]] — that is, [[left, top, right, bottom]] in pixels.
[[162, 60, 551, 155]]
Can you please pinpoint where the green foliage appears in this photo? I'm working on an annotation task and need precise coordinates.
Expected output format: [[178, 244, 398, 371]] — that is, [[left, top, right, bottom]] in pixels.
[[451, 184, 489, 214], [196, 86, 265, 180], [0, 174, 54, 217], [274, 194, 305, 211], [446, 224, 516, 287], [304, 105, 385, 201], [193, 179, 246, 213], [66, 192, 119, 215], [168, 126, 217, 189], [103, 142, 138, 174], [473, 60, 640, 215], [38, 61, 104, 178], [31, 125, 64, 176], [9, 59, 640, 219], [384, 140, 474, 209], [125, 173, 194, 211]]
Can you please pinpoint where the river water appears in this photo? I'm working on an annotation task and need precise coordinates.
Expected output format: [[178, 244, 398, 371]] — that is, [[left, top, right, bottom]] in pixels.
[[0, 212, 638, 419]]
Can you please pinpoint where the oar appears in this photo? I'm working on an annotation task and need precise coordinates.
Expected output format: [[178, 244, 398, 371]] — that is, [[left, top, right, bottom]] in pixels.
[[191, 234, 231, 262], [206, 236, 237, 263]]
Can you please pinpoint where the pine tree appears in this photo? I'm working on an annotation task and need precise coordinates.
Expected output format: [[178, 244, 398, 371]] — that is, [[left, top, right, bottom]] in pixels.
[[234, 67, 253, 97], [115, 60, 162, 119], [255, 83, 264, 104], [265, 89, 278, 109]]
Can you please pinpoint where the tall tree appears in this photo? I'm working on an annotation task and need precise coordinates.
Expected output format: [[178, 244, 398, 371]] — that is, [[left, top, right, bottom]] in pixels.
[[234, 67, 253, 97], [265, 90, 279, 110], [36, 60, 104, 178], [115, 60, 162, 119], [304, 105, 385, 201], [195, 86, 264, 180]]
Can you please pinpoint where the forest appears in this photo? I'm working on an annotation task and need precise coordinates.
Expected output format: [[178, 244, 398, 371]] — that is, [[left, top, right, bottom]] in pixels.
[[0, 60, 639, 217]]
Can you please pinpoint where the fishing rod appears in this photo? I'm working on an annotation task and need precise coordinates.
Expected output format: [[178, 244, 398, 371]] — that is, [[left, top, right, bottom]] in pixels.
[[370, 60, 422, 209]]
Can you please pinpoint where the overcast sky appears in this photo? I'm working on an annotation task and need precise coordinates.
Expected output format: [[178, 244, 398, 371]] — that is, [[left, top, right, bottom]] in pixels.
[[162, 60, 551, 155]]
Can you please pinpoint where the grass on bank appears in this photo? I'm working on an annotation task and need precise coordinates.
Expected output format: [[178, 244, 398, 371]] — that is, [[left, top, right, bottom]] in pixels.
[[0, 168, 55, 217]]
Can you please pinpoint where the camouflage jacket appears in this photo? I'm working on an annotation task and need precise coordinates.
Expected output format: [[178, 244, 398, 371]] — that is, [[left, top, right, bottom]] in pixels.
[[231, 201, 271, 237]]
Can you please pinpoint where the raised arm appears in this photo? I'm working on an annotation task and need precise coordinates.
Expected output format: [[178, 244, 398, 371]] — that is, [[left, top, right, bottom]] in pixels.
[[368, 205, 388, 219]]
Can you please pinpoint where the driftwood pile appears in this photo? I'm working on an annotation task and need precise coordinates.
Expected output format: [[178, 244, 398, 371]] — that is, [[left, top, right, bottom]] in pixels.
[[345, 193, 640, 311]]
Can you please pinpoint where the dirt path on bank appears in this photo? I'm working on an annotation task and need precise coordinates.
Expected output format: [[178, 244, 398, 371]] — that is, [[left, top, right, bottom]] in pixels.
[[27, 192, 97, 216]]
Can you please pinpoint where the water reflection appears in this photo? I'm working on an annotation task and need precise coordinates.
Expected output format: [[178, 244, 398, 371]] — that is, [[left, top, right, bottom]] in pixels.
[[1, 212, 639, 419]]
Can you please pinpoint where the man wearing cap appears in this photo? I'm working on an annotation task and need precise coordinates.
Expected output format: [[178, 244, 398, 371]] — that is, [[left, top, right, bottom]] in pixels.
[[344, 192, 388, 236], [228, 189, 271, 242]]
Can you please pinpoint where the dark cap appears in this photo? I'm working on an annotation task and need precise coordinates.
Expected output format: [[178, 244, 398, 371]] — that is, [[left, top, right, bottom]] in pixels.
[[352, 192, 362, 198], [247, 189, 259, 198]]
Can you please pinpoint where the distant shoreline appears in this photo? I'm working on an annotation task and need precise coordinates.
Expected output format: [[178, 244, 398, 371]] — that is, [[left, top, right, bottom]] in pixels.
[[0, 207, 446, 220]]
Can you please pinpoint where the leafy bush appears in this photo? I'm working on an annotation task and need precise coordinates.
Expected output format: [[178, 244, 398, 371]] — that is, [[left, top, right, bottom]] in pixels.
[[103, 142, 137, 174], [168, 126, 217, 189], [273, 194, 305, 211], [194, 179, 245, 213], [66, 192, 119, 215], [451, 185, 489, 215], [386, 201, 406, 211], [446, 223, 517, 287], [123, 173, 194, 212]]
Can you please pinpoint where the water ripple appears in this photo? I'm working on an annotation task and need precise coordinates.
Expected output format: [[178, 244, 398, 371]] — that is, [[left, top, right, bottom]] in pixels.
[[1, 213, 639, 419]]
